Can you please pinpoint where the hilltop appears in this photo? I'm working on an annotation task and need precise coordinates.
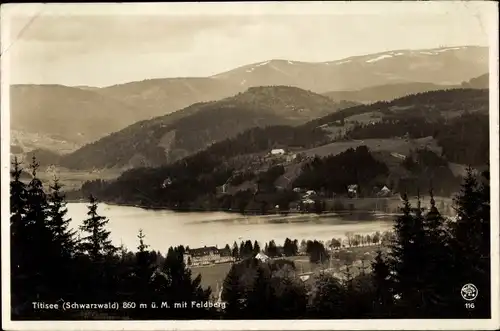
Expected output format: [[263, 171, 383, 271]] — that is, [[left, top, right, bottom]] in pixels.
[[95, 77, 242, 122], [10, 84, 141, 148], [212, 46, 488, 92], [322, 82, 455, 104], [322, 72, 489, 104], [55, 86, 351, 170], [461, 73, 489, 89]]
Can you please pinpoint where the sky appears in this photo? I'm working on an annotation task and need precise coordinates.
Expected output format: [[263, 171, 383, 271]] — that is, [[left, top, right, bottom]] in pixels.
[[1, 2, 496, 87]]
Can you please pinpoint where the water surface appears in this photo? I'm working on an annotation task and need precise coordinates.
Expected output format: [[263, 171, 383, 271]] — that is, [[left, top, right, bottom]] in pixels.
[[67, 203, 394, 252]]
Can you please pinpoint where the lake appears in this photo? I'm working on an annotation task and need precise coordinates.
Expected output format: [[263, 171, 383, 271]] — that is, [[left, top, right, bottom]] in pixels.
[[67, 203, 395, 253]]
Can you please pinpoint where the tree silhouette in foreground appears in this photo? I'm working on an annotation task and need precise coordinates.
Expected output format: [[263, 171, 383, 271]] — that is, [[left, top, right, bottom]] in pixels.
[[9, 156, 491, 320]]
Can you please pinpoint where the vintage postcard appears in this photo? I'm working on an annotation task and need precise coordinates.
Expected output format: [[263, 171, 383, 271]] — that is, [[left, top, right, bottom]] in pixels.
[[1, 2, 499, 330]]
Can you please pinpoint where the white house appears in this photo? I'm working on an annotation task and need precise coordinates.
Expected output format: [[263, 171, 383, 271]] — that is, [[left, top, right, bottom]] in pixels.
[[255, 252, 270, 262], [347, 184, 358, 197], [184, 246, 235, 266], [270, 149, 286, 156], [378, 186, 391, 197]]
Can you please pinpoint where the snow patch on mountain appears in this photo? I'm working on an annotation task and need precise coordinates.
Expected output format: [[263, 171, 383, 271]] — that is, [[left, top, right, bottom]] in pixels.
[[255, 61, 270, 67], [435, 47, 464, 53], [419, 47, 467, 56], [366, 54, 393, 63]]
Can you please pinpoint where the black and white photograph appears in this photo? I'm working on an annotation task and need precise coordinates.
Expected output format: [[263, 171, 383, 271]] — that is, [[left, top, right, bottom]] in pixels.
[[1, 2, 499, 330]]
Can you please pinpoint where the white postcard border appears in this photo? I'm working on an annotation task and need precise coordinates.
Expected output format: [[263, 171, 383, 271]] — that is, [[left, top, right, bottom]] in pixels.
[[1, 2, 499, 330]]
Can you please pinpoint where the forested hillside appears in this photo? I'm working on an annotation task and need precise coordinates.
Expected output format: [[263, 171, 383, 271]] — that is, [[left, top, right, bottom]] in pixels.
[[69, 87, 489, 210], [55, 86, 351, 170]]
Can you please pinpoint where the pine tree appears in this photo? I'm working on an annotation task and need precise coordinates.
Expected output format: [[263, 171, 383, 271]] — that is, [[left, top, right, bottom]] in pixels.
[[284, 238, 292, 256], [245, 265, 274, 318], [45, 175, 79, 302], [449, 167, 491, 317], [130, 229, 156, 310], [137, 229, 148, 253], [371, 249, 392, 316], [151, 246, 212, 318], [10, 157, 29, 314], [77, 195, 118, 302], [222, 264, 244, 318], [292, 239, 299, 255], [452, 166, 481, 251], [136, 229, 155, 280], [47, 176, 76, 259], [253, 240, 261, 254], [420, 189, 454, 315], [10, 157, 27, 228], [267, 240, 278, 257], [79, 194, 116, 261], [239, 241, 245, 259], [24, 156, 55, 301], [232, 241, 240, 260], [388, 193, 428, 316]]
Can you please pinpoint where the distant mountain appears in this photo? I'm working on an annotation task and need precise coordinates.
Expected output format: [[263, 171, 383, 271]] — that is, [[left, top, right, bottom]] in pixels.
[[56, 86, 351, 170], [304, 88, 489, 131], [90, 47, 488, 126], [12, 46, 488, 149], [10, 85, 141, 145], [322, 82, 456, 104], [211, 46, 488, 92], [94, 77, 243, 123], [461, 73, 489, 89], [323, 72, 490, 103]]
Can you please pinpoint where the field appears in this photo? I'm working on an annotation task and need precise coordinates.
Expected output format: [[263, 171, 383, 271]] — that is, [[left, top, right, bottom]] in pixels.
[[302, 137, 442, 159], [190, 245, 384, 292], [36, 169, 122, 191], [11, 129, 82, 154]]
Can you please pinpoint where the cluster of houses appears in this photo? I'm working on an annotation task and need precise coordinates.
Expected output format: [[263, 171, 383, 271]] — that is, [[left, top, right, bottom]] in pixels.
[[183, 246, 235, 267]]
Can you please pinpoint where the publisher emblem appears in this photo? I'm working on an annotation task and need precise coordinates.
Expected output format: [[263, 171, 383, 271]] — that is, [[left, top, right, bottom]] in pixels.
[[461, 283, 478, 301]]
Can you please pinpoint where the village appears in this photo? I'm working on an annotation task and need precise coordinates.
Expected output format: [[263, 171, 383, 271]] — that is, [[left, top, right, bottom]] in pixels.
[[183, 233, 392, 299], [210, 147, 455, 216]]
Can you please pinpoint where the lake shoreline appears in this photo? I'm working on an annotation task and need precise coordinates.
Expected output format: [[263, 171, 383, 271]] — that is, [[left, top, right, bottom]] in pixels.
[[66, 202, 397, 253], [66, 199, 404, 216]]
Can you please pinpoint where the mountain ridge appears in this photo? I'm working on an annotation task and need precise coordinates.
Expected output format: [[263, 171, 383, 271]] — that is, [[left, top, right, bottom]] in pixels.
[[11, 45, 489, 152]]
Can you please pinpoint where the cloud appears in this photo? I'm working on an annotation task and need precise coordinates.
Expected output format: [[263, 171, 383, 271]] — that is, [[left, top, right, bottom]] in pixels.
[[5, 7, 493, 87], [11, 15, 255, 44]]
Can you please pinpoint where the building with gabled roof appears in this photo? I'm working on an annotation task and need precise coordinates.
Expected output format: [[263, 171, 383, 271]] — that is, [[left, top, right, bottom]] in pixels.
[[183, 245, 235, 266]]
